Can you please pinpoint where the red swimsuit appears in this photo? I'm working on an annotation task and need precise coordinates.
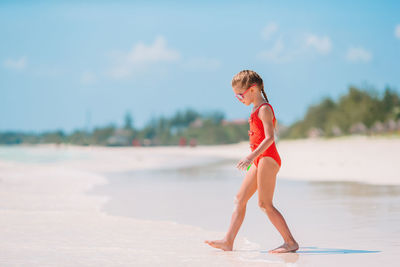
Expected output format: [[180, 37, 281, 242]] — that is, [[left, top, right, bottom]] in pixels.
[[248, 102, 281, 168]]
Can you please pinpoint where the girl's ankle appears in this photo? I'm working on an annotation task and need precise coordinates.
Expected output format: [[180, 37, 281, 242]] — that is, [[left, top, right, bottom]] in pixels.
[[223, 237, 234, 245]]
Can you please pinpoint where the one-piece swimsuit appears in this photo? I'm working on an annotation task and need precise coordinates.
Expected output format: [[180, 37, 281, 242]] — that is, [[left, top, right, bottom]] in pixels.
[[248, 102, 281, 168]]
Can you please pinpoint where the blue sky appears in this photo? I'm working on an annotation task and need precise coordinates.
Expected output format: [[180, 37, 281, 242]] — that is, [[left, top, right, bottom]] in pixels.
[[1, 0, 400, 133]]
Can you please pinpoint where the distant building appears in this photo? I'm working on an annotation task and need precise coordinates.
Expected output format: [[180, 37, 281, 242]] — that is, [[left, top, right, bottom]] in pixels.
[[331, 125, 342, 136], [350, 122, 367, 135], [307, 127, 324, 138], [107, 129, 132, 146], [142, 138, 152, 146], [189, 118, 204, 128], [385, 119, 397, 132], [370, 121, 385, 134], [152, 137, 161, 146], [221, 118, 248, 126]]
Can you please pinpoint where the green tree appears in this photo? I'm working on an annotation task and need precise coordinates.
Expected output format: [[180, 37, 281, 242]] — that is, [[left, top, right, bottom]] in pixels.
[[92, 124, 116, 145], [124, 112, 134, 130]]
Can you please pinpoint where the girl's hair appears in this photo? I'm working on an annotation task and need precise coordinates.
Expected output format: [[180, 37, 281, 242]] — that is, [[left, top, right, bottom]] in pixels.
[[231, 70, 269, 103], [232, 70, 278, 130]]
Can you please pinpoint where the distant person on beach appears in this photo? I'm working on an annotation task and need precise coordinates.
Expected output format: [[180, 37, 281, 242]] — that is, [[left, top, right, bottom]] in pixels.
[[205, 70, 299, 253]]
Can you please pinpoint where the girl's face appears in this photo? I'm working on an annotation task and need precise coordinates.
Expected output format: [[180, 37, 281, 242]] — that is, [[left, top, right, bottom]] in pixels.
[[232, 84, 256, 106]]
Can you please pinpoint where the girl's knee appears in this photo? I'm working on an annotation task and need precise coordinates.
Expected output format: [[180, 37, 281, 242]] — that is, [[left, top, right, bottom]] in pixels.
[[258, 200, 274, 213]]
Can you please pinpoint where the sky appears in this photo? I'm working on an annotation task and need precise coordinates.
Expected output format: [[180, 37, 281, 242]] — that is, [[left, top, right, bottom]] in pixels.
[[1, 0, 400, 134]]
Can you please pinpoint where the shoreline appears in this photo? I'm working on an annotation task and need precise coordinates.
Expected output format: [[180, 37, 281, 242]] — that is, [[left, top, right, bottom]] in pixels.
[[1, 136, 399, 266], [0, 151, 269, 266], [2, 135, 399, 185]]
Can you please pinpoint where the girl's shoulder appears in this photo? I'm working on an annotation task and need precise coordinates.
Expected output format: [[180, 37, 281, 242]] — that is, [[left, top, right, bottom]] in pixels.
[[253, 103, 277, 128], [251, 102, 269, 116], [254, 103, 274, 118]]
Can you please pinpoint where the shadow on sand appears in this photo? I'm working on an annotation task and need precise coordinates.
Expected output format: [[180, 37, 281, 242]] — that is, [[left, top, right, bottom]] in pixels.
[[227, 246, 381, 265], [262, 246, 381, 255]]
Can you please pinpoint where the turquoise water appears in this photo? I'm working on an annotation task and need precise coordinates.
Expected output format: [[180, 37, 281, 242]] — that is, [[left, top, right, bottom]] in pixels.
[[2, 146, 400, 265], [0, 145, 91, 163], [88, 159, 400, 266]]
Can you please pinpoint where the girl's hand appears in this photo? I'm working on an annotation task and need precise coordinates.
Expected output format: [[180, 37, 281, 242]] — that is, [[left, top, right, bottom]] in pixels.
[[236, 156, 253, 171]]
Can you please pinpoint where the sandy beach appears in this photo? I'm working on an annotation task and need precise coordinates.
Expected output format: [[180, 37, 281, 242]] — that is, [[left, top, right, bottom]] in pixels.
[[0, 136, 399, 266], [277, 136, 400, 185]]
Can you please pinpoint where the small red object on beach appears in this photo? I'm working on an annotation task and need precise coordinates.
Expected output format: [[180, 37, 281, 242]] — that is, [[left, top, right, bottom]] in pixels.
[[179, 137, 187, 147], [132, 139, 141, 147]]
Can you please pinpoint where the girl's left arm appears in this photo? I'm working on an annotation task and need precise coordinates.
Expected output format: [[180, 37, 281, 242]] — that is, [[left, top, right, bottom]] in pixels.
[[246, 106, 275, 162]]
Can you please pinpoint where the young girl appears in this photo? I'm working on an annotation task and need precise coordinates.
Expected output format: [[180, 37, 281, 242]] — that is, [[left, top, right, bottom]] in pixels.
[[205, 70, 299, 253]]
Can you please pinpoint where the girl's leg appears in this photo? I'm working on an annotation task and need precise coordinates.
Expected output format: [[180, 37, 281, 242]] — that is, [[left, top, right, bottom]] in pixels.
[[204, 163, 258, 251], [257, 157, 299, 253]]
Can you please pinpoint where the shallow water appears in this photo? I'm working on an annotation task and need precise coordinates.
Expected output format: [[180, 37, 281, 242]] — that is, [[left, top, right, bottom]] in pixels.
[[89, 158, 400, 265], [2, 145, 400, 266], [0, 145, 91, 163]]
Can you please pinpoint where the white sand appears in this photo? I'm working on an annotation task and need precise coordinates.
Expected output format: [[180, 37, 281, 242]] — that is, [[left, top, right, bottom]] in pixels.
[[49, 135, 399, 185], [277, 136, 400, 185], [0, 144, 287, 266], [1, 136, 399, 266]]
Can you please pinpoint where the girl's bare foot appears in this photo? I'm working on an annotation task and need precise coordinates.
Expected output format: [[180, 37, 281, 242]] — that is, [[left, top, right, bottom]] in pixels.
[[268, 241, 299, 253], [204, 239, 233, 251]]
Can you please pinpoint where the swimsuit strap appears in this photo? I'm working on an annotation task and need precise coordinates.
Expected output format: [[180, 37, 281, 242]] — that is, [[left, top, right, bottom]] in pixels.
[[264, 103, 276, 121], [253, 102, 276, 118], [251, 102, 269, 115], [253, 102, 277, 127]]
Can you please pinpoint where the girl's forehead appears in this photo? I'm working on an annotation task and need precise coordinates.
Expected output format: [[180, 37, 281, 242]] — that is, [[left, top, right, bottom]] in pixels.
[[233, 85, 244, 91]]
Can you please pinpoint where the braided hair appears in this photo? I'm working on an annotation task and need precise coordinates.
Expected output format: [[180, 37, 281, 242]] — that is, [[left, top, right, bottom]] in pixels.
[[231, 70, 269, 103], [232, 70, 278, 130]]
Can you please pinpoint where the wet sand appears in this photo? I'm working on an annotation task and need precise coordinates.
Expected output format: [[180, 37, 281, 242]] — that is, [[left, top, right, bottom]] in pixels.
[[1, 136, 400, 266], [89, 159, 400, 266]]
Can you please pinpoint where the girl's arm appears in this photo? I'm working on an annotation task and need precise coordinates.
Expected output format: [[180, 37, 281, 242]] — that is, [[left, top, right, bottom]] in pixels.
[[246, 105, 275, 161]]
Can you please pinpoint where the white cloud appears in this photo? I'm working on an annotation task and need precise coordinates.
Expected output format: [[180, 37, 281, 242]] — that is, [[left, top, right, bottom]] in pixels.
[[184, 57, 221, 71], [305, 34, 332, 54], [261, 22, 278, 41], [126, 36, 180, 63], [395, 24, 400, 39], [107, 36, 180, 79], [81, 70, 97, 84], [258, 27, 333, 63], [3, 56, 27, 70], [258, 38, 288, 63], [346, 46, 372, 63], [258, 35, 304, 63]]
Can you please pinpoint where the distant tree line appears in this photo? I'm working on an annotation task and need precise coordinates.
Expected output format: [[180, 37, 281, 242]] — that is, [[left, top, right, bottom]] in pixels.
[[280, 85, 400, 139], [1, 85, 399, 146], [0, 109, 249, 146]]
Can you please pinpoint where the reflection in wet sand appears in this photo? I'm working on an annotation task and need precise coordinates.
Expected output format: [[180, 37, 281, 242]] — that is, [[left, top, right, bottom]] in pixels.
[[89, 159, 399, 266]]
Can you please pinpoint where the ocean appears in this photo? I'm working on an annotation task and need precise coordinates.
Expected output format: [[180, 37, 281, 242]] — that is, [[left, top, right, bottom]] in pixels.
[[1, 145, 400, 266]]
